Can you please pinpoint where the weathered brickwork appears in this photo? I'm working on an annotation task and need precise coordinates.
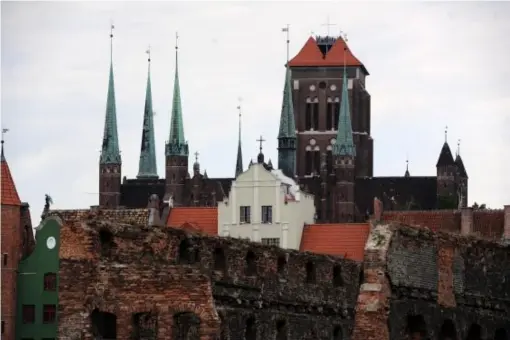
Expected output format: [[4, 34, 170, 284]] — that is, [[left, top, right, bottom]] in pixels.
[[52, 209, 362, 340]]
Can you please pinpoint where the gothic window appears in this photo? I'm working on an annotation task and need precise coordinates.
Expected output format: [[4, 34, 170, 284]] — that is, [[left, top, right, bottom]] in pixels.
[[495, 329, 508, 340], [261, 206, 273, 223], [332, 265, 343, 287], [326, 150, 333, 174], [465, 324, 482, 340], [305, 261, 316, 283], [43, 273, 57, 291], [277, 255, 287, 274], [406, 315, 426, 340], [305, 148, 313, 175], [245, 316, 256, 340], [334, 99, 340, 130], [313, 150, 320, 174], [326, 98, 333, 130], [312, 98, 319, 130], [333, 326, 342, 340], [276, 320, 288, 340], [245, 251, 257, 276], [240, 206, 251, 224], [439, 319, 457, 340], [305, 98, 312, 130], [98, 229, 114, 257], [42, 305, 56, 324], [173, 312, 200, 340], [22, 305, 35, 324], [213, 247, 227, 272], [133, 312, 158, 340]]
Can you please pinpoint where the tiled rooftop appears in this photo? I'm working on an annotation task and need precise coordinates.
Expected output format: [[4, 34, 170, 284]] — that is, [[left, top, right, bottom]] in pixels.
[[167, 207, 218, 236]]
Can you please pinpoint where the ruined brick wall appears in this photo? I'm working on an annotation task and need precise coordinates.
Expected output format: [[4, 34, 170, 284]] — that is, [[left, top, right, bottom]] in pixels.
[[55, 210, 362, 340], [472, 210, 504, 239], [386, 225, 510, 340], [382, 210, 461, 233]]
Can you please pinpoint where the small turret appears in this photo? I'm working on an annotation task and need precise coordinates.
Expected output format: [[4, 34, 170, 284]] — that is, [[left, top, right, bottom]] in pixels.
[[235, 102, 244, 177]]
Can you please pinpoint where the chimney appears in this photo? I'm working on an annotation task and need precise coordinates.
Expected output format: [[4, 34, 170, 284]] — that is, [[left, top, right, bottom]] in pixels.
[[148, 194, 163, 227], [460, 207, 473, 235], [373, 197, 383, 222], [504, 205, 510, 240]]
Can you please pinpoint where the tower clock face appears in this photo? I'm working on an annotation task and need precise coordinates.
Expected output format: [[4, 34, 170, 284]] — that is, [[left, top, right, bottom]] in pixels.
[[309, 85, 316, 91], [330, 84, 337, 91], [46, 236, 56, 250]]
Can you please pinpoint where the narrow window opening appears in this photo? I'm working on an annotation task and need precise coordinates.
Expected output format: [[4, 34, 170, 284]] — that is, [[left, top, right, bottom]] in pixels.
[[213, 247, 226, 272], [333, 265, 343, 286], [98, 229, 115, 257], [43, 305, 56, 324], [439, 319, 457, 340], [178, 239, 192, 264], [313, 151, 321, 174], [133, 312, 157, 339], [466, 324, 482, 340], [305, 151, 313, 175], [305, 103, 312, 130], [245, 316, 256, 340], [91, 309, 117, 339], [1, 321, 4, 334], [173, 312, 200, 340], [245, 251, 257, 276], [406, 314, 426, 340], [277, 256, 287, 274], [2, 253, 7, 266], [306, 261, 316, 283], [495, 329, 508, 340], [43, 273, 57, 291], [333, 326, 342, 340], [276, 320, 287, 340]]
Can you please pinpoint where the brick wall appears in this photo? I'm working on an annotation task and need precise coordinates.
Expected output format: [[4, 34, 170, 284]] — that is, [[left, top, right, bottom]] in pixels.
[[1, 204, 20, 340], [382, 210, 461, 233]]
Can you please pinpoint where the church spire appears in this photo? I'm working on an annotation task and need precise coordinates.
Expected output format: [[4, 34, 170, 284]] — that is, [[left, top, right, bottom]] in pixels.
[[166, 32, 188, 157], [137, 47, 158, 179], [333, 36, 355, 158], [277, 25, 297, 178], [235, 101, 243, 177], [100, 24, 121, 165]]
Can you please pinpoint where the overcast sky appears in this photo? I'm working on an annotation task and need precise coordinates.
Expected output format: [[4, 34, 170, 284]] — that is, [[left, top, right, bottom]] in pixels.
[[2, 1, 510, 226]]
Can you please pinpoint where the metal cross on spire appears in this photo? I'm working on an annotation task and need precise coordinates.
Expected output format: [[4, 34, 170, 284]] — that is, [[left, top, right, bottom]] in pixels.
[[321, 15, 337, 37], [146, 45, 151, 62], [282, 24, 290, 62], [445, 125, 448, 143], [256, 135, 266, 153], [110, 21, 115, 62], [457, 139, 461, 156], [175, 31, 179, 51], [194, 151, 199, 163], [237, 97, 243, 140]]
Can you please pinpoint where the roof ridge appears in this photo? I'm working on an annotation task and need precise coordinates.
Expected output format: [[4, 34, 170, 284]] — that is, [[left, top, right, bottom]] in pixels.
[[1, 151, 21, 206]]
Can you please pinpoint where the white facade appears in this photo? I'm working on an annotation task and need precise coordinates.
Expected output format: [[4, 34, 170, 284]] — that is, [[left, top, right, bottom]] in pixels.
[[218, 163, 316, 250]]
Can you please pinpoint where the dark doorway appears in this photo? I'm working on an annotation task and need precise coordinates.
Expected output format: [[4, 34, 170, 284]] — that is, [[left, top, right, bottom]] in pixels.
[[276, 319, 287, 340], [173, 312, 200, 340], [406, 315, 426, 340], [133, 312, 157, 340], [90, 309, 117, 339], [439, 319, 457, 340], [245, 316, 256, 340], [333, 326, 342, 340], [466, 324, 482, 340], [495, 329, 508, 340]]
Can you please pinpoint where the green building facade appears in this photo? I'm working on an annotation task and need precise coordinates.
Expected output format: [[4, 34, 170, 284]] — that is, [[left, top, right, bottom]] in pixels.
[[16, 217, 60, 340]]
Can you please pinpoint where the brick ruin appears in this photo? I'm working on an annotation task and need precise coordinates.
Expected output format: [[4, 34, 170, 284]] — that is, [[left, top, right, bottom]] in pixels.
[[52, 209, 361, 340], [47, 207, 510, 340]]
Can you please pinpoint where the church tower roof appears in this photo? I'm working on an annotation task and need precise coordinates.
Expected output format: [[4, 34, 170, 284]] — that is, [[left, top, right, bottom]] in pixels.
[[137, 48, 158, 179], [100, 25, 122, 165], [277, 65, 296, 139], [166, 32, 188, 157], [436, 128, 455, 167], [288, 35, 368, 74], [455, 141, 468, 178], [1, 139, 21, 206], [333, 48, 356, 158], [235, 104, 243, 177]]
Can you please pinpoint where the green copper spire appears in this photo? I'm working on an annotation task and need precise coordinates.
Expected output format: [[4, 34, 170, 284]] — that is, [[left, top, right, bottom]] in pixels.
[[277, 25, 297, 178], [333, 59, 356, 157], [166, 32, 188, 157], [100, 25, 121, 165], [235, 104, 243, 177], [137, 49, 158, 179]]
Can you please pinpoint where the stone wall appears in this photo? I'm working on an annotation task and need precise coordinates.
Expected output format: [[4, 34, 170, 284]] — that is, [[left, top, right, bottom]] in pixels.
[[54, 209, 362, 340], [386, 225, 510, 340]]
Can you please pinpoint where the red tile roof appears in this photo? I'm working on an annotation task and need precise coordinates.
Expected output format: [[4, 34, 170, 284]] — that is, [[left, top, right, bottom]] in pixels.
[[288, 36, 365, 70], [1, 148, 21, 206], [167, 207, 218, 236], [382, 211, 460, 233], [300, 223, 370, 261]]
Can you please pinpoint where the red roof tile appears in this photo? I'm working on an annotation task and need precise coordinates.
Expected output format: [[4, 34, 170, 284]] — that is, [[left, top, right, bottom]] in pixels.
[[382, 211, 460, 233], [167, 207, 218, 236], [1, 151, 21, 206], [288, 36, 365, 69], [300, 223, 370, 261]]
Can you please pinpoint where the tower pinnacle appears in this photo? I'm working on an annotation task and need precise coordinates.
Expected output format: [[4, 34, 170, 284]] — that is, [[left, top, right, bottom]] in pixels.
[[235, 100, 244, 177], [137, 47, 158, 179]]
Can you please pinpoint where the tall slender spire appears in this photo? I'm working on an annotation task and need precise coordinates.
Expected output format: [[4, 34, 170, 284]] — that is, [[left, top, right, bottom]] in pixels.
[[278, 25, 297, 178], [235, 100, 244, 177], [1, 129, 21, 206], [137, 47, 158, 179], [166, 31, 188, 157], [100, 24, 121, 165], [333, 33, 355, 157]]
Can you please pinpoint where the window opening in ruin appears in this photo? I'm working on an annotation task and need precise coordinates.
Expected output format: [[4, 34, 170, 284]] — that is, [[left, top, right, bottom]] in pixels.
[[43, 272, 57, 291], [276, 320, 288, 340], [333, 265, 343, 286], [178, 239, 192, 264], [406, 314, 426, 340], [359, 270, 364, 286], [495, 329, 508, 340], [99, 229, 114, 257], [91, 309, 117, 340], [439, 319, 457, 340], [43, 304, 56, 323], [133, 312, 158, 340], [333, 326, 342, 340], [277, 255, 286, 274], [219, 314, 228, 340], [173, 312, 200, 340], [22, 305, 35, 324], [306, 261, 316, 283], [245, 251, 257, 276], [466, 324, 482, 340], [1, 320, 4, 334], [213, 247, 227, 272], [2, 253, 7, 266], [245, 316, 256, 340]]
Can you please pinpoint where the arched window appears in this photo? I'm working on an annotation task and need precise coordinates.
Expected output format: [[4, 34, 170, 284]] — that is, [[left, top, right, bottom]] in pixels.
[[91, 309, 117, 340], [406, 314, 426, 340], [312, 97, 319, 130], [439, 319, 457, 340], [305, 97, 312, 130], [306, 261, 316, 283], [173, 312, 200, 340]]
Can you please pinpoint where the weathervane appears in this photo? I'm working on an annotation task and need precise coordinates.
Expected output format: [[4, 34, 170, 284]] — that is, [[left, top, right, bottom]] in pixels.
[[175, 31, 179, 51], [110, 21, 115, 62], [282, 24, 290, 62], [445, 125, 448, 142], [146, 45, 151, 62], [457, 139, 461, 156]]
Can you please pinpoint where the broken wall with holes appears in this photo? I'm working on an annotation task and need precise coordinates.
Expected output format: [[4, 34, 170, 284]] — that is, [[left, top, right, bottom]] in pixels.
[[352, 222, 510, 340], [51, 209, 362, 340]]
